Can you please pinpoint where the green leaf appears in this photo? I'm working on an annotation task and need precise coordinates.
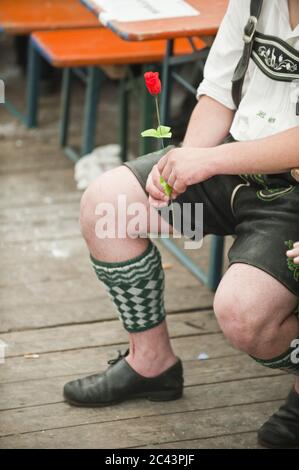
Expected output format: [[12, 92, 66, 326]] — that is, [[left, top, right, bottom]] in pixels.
[[157, 125, 172, 138], [141, 129, 160, 138], [141, 126, 172, 139], [160, 176, 173, 197]]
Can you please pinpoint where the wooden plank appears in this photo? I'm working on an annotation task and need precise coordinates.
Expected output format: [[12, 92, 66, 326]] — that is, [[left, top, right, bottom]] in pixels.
[[0, 334, 238, 383], [0, 356, 293, 410], [137, 432, 259, 449], [0, 0, 99, 35], [0, 401, 283, 449], [0, 140, 71, 174], [0, 239, 214, 332], [0, 376, 291, 438], [0, 174, 80, 210], [1, 310, 218, 357]]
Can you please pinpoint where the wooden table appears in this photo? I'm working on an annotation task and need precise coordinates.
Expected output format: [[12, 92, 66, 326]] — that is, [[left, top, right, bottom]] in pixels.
[[0, 0, 99, 35], [82, 0, 228, 41], [82, 0, 229, 291]]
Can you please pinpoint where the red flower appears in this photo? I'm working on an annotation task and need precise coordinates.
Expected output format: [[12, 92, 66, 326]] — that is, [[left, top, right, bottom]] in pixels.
[[144, 71, 161, 96]]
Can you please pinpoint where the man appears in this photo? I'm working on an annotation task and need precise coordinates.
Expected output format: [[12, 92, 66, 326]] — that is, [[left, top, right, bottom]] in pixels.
[[64, 0, 299, 448]]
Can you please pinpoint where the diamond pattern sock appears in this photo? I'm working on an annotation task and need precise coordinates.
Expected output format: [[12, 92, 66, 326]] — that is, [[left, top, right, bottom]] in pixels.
[[91, 242, 166, 333], [252, 306, 299, 375]]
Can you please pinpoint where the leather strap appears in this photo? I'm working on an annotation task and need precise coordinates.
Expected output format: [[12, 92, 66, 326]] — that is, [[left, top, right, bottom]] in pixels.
[[231, 0, 264, 108]]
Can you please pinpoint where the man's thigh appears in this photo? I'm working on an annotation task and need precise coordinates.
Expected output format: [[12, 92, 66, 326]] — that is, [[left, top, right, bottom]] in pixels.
[[125, 149, 242, 236]]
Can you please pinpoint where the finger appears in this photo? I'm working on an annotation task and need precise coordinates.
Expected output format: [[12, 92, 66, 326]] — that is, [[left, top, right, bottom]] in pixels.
[[170, 190, 179, 200], [161, 162, 173, 184], [172, 178, 187, 195], [294, 256, 299, 264], [157, 151, 171, 173], [148, 195, 168, 208], [167, 170, 176, 189], [146, 174, 168, 202], [286, 248, 299, 257], [294, 242, 299, 247], [152, 165, 166, 195]]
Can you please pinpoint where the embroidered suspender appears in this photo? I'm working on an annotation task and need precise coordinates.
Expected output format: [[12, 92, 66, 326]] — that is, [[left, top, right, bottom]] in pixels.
[[252, 32, 299, 82], [231, 0, 299, 115], [231, 0, 264, 108]]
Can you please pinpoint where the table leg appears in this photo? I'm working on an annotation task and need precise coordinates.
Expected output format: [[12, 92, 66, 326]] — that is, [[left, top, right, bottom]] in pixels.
[[59, 68, 73, 149], [160, 40, 174, 125], [119, 75, 130, 162], [26, 38, 41, 128], [81, 67, 105, 156]]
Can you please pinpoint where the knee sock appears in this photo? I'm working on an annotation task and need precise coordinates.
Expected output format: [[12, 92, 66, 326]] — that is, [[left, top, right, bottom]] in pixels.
[[252, 306, 299, 376], [91, 241, 166, 333]]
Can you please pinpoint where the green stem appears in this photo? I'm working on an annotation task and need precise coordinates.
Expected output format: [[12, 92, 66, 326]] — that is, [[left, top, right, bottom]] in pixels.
[[155, 96, 164, 149], [155, 95, 173, 199]]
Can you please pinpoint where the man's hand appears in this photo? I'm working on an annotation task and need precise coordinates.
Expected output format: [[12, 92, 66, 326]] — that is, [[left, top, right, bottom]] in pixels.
[[146, 147, 217, 207], [158, 147, 216, 193], [287, 242, 299, 265], [145, 164, 174, 208]]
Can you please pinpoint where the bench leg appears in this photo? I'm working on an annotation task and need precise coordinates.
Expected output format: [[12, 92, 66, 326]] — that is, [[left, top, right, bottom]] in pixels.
[[26, 39, 41, 128], [59, 68, 73, 148], [81, 67, 105, 157], [160, 40, 174, 125], [207, 235, 225, 291], [119, 75, 130, 162]]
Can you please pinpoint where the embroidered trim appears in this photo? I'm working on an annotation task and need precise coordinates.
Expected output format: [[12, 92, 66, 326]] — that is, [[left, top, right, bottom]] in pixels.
[[252, 31, 299, 82], [256, 185, 295, 201], [230, 181, 250, 216]]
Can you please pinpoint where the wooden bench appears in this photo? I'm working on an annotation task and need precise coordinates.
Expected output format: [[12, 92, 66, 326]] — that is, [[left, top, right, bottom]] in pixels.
[[30, 28, 207, 160], [0, 0, 100, 126], [0, 0, 99, 35]]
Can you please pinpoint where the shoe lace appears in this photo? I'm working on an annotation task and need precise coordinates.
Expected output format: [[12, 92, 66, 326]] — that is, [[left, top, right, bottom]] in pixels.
[[107, 349, 129, 366]]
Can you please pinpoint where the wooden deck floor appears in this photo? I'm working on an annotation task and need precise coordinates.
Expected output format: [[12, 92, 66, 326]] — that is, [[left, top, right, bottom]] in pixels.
[[0, 38, 292, 449]]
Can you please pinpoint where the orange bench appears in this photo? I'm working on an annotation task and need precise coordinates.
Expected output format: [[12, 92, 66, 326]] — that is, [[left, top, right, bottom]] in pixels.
[[0, 0, 101, 127], [32, 28, 206, 67], [30, 28, 207, 160], [0, 0, 99, 34]]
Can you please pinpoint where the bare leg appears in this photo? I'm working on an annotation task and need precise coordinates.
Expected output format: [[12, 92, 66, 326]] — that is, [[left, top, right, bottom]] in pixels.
[[80, 166, 177, 377], [214, 263, 299, 387]]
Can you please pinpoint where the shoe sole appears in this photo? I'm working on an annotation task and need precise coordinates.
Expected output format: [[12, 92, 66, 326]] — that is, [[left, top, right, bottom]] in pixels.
[[258, 436, 299, 449], [64, 390, 183, 408]]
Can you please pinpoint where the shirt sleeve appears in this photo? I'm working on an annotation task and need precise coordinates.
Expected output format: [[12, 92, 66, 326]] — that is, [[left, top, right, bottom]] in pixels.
[[197, 0, 248, 110]]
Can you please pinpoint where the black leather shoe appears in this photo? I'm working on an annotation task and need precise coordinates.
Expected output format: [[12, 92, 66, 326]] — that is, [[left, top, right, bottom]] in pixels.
[[258, 389, 299, 448], [63, 349, 184, 407]]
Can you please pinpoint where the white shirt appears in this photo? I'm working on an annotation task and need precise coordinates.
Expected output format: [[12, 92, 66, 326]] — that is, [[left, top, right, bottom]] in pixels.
[[197, 0, 299, 141]]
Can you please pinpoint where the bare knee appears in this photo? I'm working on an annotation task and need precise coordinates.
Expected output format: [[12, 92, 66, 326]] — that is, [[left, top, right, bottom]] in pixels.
[[80, 165, 151, 250], [213, 291, 277, 356], [80, 169, 120, 247]]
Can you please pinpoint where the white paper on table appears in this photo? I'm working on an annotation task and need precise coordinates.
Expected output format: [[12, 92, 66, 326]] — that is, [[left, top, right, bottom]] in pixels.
[[94, 0, 200, 23]]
